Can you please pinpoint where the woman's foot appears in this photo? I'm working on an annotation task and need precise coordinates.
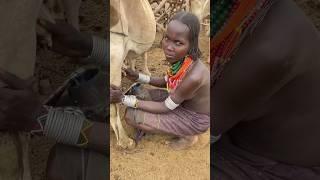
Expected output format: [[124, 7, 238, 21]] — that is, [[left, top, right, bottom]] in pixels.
[[169, 136, 198, 150]]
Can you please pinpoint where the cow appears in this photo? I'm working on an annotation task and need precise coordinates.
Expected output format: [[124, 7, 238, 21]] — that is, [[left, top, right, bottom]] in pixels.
[[110, 0, 156, 149], [189, 0, 210, 63], [190, 0, 210, 35], [0, 1, 41, 179]]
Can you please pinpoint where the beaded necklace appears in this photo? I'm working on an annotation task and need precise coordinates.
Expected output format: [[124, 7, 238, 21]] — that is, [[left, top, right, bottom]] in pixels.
[[170, 59, 183, 75], [167, 55, 193, 92], [211, 0, 275, 85]]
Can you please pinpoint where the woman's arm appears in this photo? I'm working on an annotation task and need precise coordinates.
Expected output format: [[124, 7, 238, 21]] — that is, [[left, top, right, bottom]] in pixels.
[[123, 68, 167, 88], [149, 76, 167, 88], [136, 76, 202, 113]]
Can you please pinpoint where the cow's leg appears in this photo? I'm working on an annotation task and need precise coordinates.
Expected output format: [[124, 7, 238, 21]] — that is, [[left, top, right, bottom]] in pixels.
[[129, 58, 136, 71], [0, 133, 20, 180], [109, 104, 119, 141], [110, 104, 134, 149], [142, 52, 151, 76], [19, 133, 32, 180], [62, 0, 81, 30], [110, 34, 134, 149], [0, 1, 41, 179]]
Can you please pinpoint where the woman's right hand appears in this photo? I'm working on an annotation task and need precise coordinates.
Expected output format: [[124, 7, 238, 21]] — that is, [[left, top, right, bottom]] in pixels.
[[123, 68, 139, 81]]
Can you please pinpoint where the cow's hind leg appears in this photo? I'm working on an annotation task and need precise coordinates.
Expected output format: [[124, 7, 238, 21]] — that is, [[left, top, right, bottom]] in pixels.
[[142, 52, 151, 76], [110, 104, 135, 149]]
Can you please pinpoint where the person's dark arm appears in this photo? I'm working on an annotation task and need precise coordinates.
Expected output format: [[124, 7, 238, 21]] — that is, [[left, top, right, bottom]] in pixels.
[[149, 76, 167, 88], [39, 20, 107, 65], [0, 69, 41, 131]]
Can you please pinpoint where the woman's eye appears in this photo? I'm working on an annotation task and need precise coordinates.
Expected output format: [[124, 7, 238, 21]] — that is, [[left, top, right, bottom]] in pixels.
[[175, 41, 182, 46]]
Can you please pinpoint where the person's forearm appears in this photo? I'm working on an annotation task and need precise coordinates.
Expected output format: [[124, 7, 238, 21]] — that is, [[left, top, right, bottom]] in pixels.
[[148, 76, 166, 88], [136, 100, 169, 114]]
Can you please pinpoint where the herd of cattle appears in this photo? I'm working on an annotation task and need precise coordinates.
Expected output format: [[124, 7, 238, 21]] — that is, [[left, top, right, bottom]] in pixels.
[[0, 0, 209, 179]]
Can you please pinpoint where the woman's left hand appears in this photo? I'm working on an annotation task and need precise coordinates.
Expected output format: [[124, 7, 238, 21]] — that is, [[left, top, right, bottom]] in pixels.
[[110, 85, 124, 103], [0, 69, 41, 131]]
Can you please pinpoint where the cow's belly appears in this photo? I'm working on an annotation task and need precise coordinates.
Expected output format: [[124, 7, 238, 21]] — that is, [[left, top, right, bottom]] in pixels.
[[0, 0, 41, 79], [0, 1, 41, 179], [110, 33, 126, 85]]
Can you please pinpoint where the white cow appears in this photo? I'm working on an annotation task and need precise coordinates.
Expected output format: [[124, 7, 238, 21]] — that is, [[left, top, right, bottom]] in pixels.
[[190, 0, 210, 35], [0, 1, 42, 179], [110, 0, 156, 149]]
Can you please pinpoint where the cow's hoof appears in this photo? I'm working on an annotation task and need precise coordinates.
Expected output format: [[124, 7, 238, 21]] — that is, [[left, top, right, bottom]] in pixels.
[[117, 138, 135, 150]]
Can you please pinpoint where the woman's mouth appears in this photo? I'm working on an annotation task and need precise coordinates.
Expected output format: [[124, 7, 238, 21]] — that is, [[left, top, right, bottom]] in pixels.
[[164, 51, 175, 59]]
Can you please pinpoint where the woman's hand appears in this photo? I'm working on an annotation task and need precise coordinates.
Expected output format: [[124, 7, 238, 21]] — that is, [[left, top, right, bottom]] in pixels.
[[39, 20, 92, 58], [110, 85, 124, 104], [0, 69, 41, 131], [123, 68, 139, 82]]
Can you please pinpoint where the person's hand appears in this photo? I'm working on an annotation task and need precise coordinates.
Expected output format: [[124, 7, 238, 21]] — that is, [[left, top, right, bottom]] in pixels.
[[122, 68, 139, 82], [39, 20, 92, 58], [110, 85, 124, 104], [0, 69, 41, 131]]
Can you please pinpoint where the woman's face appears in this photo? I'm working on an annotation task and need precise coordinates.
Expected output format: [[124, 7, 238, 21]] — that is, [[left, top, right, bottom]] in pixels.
[[162, 20, 190, 64]]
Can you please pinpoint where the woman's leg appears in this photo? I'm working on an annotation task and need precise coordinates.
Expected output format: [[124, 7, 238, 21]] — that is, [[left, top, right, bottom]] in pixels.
[[124, 107, 209, 150]]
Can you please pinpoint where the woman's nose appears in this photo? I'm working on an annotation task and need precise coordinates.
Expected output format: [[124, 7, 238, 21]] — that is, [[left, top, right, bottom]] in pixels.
[[166, 43, 174, 51]]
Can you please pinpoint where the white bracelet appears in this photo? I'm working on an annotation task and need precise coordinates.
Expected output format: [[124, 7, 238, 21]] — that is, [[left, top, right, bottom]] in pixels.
[[164, 75, 168, 82], [164, 96, 179, 110], [137, 73, 151, 84], [122, 95, 138, 108]]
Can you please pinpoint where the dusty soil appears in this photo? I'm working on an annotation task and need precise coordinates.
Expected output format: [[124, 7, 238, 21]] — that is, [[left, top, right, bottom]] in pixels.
[[294, 0, 320, 29], [30, 1, 107, 179], [110, 26, 211, 180]]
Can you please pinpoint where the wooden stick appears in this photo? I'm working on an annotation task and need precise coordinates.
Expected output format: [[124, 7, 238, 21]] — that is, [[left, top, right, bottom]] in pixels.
[[154, 0, 167, 14]]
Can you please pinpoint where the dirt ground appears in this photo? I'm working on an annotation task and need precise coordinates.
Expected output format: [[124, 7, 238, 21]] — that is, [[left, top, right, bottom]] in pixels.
[[28, 0, 320, 180]]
